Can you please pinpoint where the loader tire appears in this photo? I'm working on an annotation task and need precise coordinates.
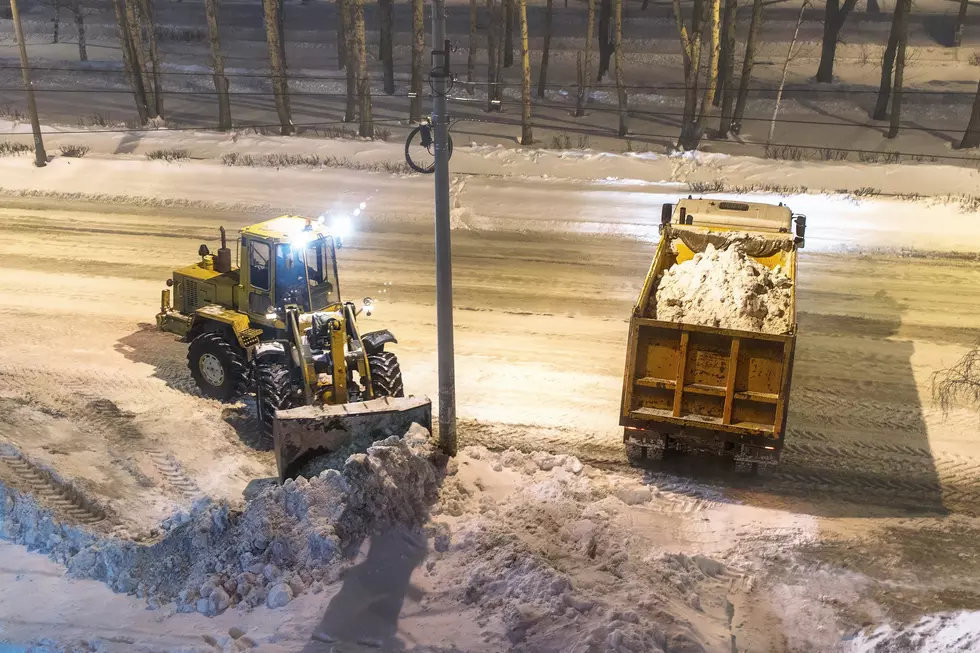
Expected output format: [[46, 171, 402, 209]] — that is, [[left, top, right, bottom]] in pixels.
[[256, 361, 297, 448], [368, 351, 405, 398], [187, 331, 250, 402]]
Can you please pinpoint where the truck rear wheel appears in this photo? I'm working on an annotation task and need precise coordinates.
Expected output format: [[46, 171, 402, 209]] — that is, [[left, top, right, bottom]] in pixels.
[[187, 331, 250, 402], [256, 361, 297, 448], [368, 351, 405, 398]]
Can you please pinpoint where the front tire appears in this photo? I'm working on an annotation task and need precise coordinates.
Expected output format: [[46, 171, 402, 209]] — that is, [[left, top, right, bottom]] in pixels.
[[255, 360, 296, 448], [187, 331, 250, 402], [368, 351, 405, 398]]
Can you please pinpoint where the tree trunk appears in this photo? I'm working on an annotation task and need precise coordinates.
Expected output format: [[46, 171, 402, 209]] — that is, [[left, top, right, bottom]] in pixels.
[[958, 77, 980, 148], [714, 0, 736, 107], [72, 1, 87, 61], [674, 0, 704, 149], [495, 0, 505, 102], [873, 0, 904, 121], [138, 0, 164, 119], [53, 7, 60, 43], [954, 0, 968, 47], [887, 0, 909, 137], [613, 0, 626, 136], [690, 0, 719, 145], [487, 0, 498, 111], [410, 0, 423, 121], [504, 0, 514, 67], [518, 0, 532, 143], [353, 0, 372, 136], [124, 0, 155, 118], [816, 0, 857, 83], [767, 0, 806, 144], [204, 0, 231, 130], [336, 0, 347, 69], [575, 0, 595, 116], [467, 0, 477, 93], [718, 0, 738, 134], [263, 0, 293, 134], [378, 0, 394, 95], [730, 0, 761, 135], [598, 0, 612, 81], [112, 0, 149, 124], [344, 0, 356, 121], [537, 0, 552, 98]]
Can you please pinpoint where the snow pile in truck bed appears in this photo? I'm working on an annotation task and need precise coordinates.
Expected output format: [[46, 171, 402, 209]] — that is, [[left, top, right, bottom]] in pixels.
[[655, 242, 793, 335]]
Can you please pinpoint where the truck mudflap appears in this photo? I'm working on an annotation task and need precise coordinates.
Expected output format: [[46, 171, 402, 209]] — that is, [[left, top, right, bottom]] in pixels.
[[272, 395, 432, 482]]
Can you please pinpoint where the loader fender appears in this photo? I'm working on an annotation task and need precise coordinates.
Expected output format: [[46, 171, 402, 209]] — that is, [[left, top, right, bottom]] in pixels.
[[254, 341, 287, 361], [189, 305, 263, 349], [361, 329, 398, 354]]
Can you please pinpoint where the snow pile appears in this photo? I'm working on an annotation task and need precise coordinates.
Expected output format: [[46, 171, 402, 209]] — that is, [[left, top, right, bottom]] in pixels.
[[848, 611, 980, 653], [656, 242, 793, 334], [423, 446, 720, 652], [0, 425, 442, 615]]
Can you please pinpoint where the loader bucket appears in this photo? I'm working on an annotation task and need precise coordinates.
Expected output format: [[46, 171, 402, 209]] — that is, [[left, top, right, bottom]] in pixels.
[[272, 395, 433, 482]]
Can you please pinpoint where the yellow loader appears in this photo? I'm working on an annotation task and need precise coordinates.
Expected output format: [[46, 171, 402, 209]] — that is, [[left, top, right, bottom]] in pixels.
[[156, 215, 431, 481]]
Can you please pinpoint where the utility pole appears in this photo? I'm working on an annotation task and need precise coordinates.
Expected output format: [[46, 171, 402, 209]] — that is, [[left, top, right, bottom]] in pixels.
[[431, 0, 457, 456], [10, 0, 47, 168]]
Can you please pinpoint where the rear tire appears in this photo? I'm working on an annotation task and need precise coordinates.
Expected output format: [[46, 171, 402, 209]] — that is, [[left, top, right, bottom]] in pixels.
[[255, 361, 296, 448], [368, 351, 405, 398], [187, 331, 250, 402]]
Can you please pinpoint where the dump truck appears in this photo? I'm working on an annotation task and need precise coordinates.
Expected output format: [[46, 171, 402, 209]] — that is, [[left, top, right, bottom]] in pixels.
[[157, 215, 431, 481], [620, 198, 806, 471]]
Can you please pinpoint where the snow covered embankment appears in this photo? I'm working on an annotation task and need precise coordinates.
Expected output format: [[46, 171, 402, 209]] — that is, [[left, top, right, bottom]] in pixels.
[[0, 425, 443, 615]]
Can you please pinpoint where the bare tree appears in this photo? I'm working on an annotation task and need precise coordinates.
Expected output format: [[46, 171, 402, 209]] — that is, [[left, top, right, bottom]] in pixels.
[[410, 0, 423, 121], [673, 0, 720, 150], [816, 0, 858, 83], [138, 0, 164, 119], [344, 0, 356, 121], [378, 0, 394, 95], [467, 0, 477, 93], [574, 0, 595, 117], [204, 0, 231, 130], [597, 0, 612, 80], [768, 0, 808, 144], [954, 0, 969, 47], [613, 0, 626, 136], [112, 0, 149, 123], [729, 0, 762, 135], [263, 0, 293, 134], [71, 0, 88, 61], [933, 341, 980, 416], [959, 77, 980, 148], [537, 0, 552, 98], [487, 0, 498, 111], [873, 0, 910, 123], [124, 0, 155, 117], [504, 0, 514, 67], [888, 0, 910, 138], [336, 0, 347, 69], [353, 0, 372, 136], [714, 0, 736, 108], [519, 0, 532, 143]]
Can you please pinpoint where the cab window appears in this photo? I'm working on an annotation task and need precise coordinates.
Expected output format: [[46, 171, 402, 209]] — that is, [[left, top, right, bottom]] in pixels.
[[249, 240, 270, 290]]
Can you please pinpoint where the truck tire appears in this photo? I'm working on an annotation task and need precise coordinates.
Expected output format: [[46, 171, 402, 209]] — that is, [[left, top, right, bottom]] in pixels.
[[255, 361, 297, 448], [187, 331, 250, 402], [368, 351, 405, 398]]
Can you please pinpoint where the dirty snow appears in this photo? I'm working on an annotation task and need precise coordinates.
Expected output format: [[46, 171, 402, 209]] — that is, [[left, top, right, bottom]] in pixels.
[[655, 242, 793, 334], [847, 611, 980, 653]]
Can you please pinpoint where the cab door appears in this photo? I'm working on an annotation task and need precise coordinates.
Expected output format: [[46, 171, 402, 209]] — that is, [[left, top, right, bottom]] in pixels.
[[243, 237, 275, 319]]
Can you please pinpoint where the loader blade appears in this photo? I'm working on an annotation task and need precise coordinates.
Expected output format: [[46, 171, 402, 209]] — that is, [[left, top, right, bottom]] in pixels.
[[272, 395, 432, 482]]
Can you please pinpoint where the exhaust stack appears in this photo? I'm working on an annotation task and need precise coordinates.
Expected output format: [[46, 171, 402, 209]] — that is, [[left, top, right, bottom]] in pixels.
[[215, 226, 233, 274]]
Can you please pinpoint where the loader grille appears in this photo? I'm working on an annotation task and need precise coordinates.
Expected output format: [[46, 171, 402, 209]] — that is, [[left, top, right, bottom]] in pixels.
[[240, 328, 264, 347], [184, 281, 199, 310]]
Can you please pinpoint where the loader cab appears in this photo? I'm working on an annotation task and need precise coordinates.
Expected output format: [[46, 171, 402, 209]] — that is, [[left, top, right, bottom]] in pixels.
[[240, 216, 342, 323]]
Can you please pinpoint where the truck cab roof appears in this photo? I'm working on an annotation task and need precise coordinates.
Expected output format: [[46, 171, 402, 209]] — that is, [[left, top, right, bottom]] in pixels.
[[672, 199, 793, 233], [243, 215, 336, 244]]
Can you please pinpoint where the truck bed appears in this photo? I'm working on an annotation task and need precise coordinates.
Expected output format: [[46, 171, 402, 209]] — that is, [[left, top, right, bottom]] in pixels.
[[620, 225, 798, 462]]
